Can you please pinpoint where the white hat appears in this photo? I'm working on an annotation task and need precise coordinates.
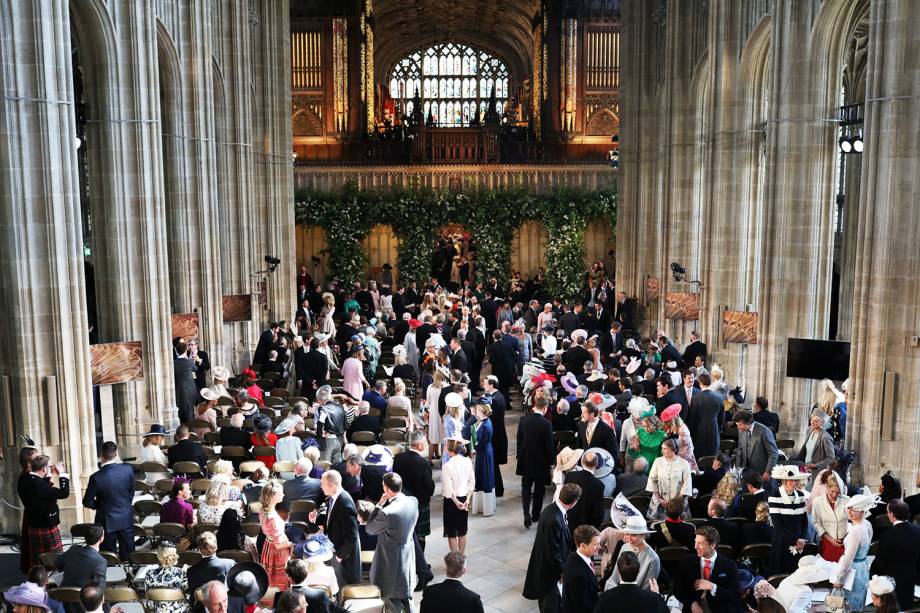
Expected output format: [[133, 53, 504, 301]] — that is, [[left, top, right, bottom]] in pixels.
[[200, 388, 219, 401], [587, 370, 606, 382], [625, 357, 641, 375], [445, 434, 469, 445], [845, 494, 882, 514], [444, 392, 464, 408], [212, 366, 230, 381], [582, 447, 615, 478], [619, 515, 653, 535], [628, 396, 650, 420], [771, 465, 809, 481], [314, 332, 328, 342], [868, 575, 895, 596], [570, 329, 588, 342], [785, 555, 837, 585]]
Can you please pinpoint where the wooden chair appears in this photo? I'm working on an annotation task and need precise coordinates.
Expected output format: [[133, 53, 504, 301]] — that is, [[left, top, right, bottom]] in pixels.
[[194, 523, 220, 537], [697, 455, 716, 470], [263, 371, 282, 382], [104, 587, 141, 606], [217, 417, 232, 428], [145, 588, 187, 608], [740, 543, 772, 575], [383, 418, 408, 431], [48, 588, 82, 604], [39, 552, 62, 572], [340, 583, 384, 612], [100, 551, 121, 566], [204, 432, 220, 445], [270, 388, 290, 398], [627, 495, 652, 516], [290, 500, 316, 519], [129, 551, 160, 566], [141, 461, 170, 474], [221, 446, 249, 462], [190, 478, 213, 495], [133, 499, 162, 521], [380, 430, 406, 445], [272, 461, 297, 476], [717, 544, 734, 559], [179, 550, 203, 566], [315, 461, 331, 472], [134, 479, 150, 496], [264, 396, 285, 408], [152, 522, 187, 544], [241, 523, 262, 538], [191, 418, 214, 433], [217, 396, 235, 407], [256, 378, 274, 390], [218, 549, 254, 563], [239, 460, 267, 476], [351, 430, 378, 444], [153, 479, 174, 498], [719, 439, 736, 453], [173, 461, 203, 477]]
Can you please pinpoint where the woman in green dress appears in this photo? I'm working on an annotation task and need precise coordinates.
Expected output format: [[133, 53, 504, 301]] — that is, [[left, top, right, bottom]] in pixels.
[[632, 410, 666, 475]]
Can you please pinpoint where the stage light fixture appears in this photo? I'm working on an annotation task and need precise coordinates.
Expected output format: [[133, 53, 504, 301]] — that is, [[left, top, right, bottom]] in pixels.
[[852, 131, 864, 153], [839, 135, 853, 153]]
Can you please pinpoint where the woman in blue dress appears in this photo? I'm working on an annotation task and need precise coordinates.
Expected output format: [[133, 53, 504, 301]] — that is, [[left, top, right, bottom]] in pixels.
[[470, 397, 495, 516], [833, 494, 880, 611]]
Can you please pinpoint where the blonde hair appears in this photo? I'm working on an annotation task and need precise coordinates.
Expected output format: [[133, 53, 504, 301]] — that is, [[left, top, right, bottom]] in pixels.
[[447, 401, 464, 420], [665, 415, 685, 431], [754, 501, 770, 523], [157, 542, 179, 567], [476, 403, 493, 418], [204, 481, 227, 507], [212, 460, 235, 478], [710, 364, 724, 381], [304, 446, 320, 463], [642, 414, 661, 430], [714, 472, 741, 505], [816, 379, 842, 416], [433, 368, 447, 387], [393, 378, 406, 395], [259, 479, 282, 510]]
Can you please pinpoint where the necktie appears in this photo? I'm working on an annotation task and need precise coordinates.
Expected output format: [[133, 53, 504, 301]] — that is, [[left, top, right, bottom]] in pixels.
[[687, 388, 692, 405], [703, 559, 711, 580], [326, 496, 334, 518]]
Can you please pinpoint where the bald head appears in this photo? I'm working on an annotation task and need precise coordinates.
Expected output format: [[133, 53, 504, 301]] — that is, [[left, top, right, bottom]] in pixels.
[[203, 581, 228, 613]]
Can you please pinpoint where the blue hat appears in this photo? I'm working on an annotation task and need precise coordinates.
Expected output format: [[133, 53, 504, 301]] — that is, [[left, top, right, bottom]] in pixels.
[[361, 444, 394, 469], [737, 568, 762, 591], [474, 395, 493, 406], [142, 424, 168, 438], [303, 533, 335, 562]]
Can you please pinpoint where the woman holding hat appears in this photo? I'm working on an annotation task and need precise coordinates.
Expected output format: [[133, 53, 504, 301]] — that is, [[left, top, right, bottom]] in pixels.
[[833, 494, 879, 610], [471, 397, 496, 517], [632, 411, 665, 475], [141, 424, 170, 484], [646, 438, 692, 520], [768, 465, 811, 575], [250, 415, 279, 469], [604, 515, 660, 591], [868, 575, 898, 613], [661, 404, 698, 472], [259, 480, 293, 590], [3, 582, 50, 613], [193, 388, 220, 438], [302, 533, 339, 597], [441, 437, 475, 554], [144, 542, 189, 613]]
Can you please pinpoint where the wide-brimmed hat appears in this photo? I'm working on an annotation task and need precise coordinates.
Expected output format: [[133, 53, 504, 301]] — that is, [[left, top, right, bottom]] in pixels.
[[523, 362, 545, 380], [868, 575, 895, 596], [628, 397, 650, 420], [561, 372, 579, 394], [253, 415, 273, 434], [3, 583, 49, 611], [201, 388, 219, 401], [582, 447, 615, 478], [274, 416, 299, 435], [362, 444, 394, 469], [303, 533, 335, 562], [322, 292, 335, 302], [625, 357, 642, 375], [737, 568, 762, 591], [313, 332, 329, 342], [771, 465, 809, 481], [786, 555, 836, 586], [212, 366, 230, 381], [587, 392, 615, 411], [660, 404, 682, 422], [142, 424, 168, 438], [382, 263, 393, 270], [556, 447, 584, 472], [226, 561, 269, 605], [408, 318, 423, 329], [619, 515, 654, 535], [846, 494, 882, 514], [570, 329, 588, 342], [587, 370, 606, 382], [445, 434, 469, 445], [444, 392, 464, 408]]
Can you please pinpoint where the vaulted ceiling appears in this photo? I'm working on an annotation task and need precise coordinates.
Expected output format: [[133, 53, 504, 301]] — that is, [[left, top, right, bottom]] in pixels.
[[372, 0, 539, 85]]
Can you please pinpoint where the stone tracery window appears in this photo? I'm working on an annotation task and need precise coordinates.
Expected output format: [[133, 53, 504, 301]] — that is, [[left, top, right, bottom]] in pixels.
[[389, 43, 509, 127]]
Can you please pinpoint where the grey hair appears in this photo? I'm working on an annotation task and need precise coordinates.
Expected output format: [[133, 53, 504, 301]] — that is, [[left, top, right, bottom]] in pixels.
[[633, 456, 649, 472], [643, 368, 655, 380], [202, 580, 227, 604], [576, 385, 589, 397], [294, 457, 313, 476], [557, 399, 570, 415], [316, 385, 332, 402]]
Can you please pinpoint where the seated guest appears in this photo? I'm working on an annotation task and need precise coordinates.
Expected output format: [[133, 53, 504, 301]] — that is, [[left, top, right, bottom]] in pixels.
[[3, 578, 57, 613], [363, 380, 389, 415], [735, 470, 768, 522], [650, 497, 696, 550], [420, 552, 483, 613], [282, 458, 323, 514], [552, 399, 577, 433], [274, 417, 304, 462], [209, 460, 243, 502], [693, 453, 731, 497], [56, 524, 107, 590], [80, 583, 106, 613], [742, 501, 774, 546], [161, 479, 196, 527], [615, 457, 649, 497], [595, 551, 668, 613], [261, 350, 285, 377], [187, 532, 234, 594], [167, 425, 207, 469], [355, 499, 379, 553], [250, 416, 278, 470], [605, 516, 660, 591], [141, 425, 170, 483], [198, 481, 241, 526], [346, 401, 384, 441], [331, 454, 363, 499], [304, 447, 324, 479], [674, 526, 745, 613], [302, 534, 339, 597], [271, 559, 330, 613], [868, 575, 899, 613], [201, 580, 245, 613], [219, 413, 252, 451], [27, 566, 64, 613], [561, 525, 601, 613], [360, 445, 393, 502], [144, 542, 189, 613], [752, 397, 779, 435], [705, 498, 741, 553]]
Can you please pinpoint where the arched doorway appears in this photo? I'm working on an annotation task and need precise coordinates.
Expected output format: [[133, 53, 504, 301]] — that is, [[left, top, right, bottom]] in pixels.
[[432, 223, 475, 291], [510, 221, 547, 279], [364, 224, 400, 288]]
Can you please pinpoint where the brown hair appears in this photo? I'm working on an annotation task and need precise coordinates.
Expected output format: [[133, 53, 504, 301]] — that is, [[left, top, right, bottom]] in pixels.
[[696, 525, 720, 546]]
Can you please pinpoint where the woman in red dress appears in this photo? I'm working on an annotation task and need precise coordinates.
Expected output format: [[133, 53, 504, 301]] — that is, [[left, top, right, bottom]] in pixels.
[[258, 480, 291, 590]]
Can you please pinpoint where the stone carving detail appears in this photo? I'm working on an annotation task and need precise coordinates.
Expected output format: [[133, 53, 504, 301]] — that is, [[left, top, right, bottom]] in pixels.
[[293, 108, 323, 136], [665, 292, 700, 321], [585, 107, 619, 135], [722, 311, 759, 344]]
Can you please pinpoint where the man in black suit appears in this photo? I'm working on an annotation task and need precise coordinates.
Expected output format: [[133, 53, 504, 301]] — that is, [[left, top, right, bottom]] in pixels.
[[655, 376, 689, 419], [658, 335, 684, 368], [311, 469, 362, 585], [593, 303, 612, 336], [906, 473, 920, 518], [252, 322, 278, 365], [577, 402, 618, 458], [488, 328, 518, 403], [870, 499, 920, 611], [420, 552, 484, 613], [167, 424, 208, 468], [517, 397, 556, 528], [523, 484, 583, 613], [187, 532, 235, 594], [347, 401, 383, 441], [456, 329, 480, 391], [219, 413, 253, 450], [560, 304, 584, 338], [273, 559, 331, 613], [705, 499, 741, 553], [393, 430, 436, 548], [561, 525, 601, 613], [613, 291, 635, 331], [686, 373, 724, 459], [598, 322, 624, 367], [564, 336, 593, 376], [283, 458, 324, 512], [674, 526, 745, 613], [482, 376, 508, 497], [56, 524, 107, 590], [595, 550, 668, 613], [751, 397, 780, 435], [564, 454, 606, 533], [681, 331, 707, 368], [82, 441, 135, 560], [391, 312, 411, 344], [202, 581, 246, 613], [737, 470, 768, 522], [649, 497, 697, 550], [448, 337, 469, 374], [300, 338, 329, 401]]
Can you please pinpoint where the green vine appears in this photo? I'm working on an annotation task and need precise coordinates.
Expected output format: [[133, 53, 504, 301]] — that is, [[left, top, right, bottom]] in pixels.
[[294, 184, 616, 302]]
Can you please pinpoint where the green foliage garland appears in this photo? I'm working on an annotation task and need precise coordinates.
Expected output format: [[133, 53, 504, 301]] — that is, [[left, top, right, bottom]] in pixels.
[[294, 185, 616, 302]]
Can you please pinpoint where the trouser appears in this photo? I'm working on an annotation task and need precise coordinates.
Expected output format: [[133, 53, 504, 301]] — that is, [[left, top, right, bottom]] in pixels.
[[538, 590, 560, 613], [320, 435, 343, 464], [521, 476, 546, 521], [413, 532, 433, 587], [494, 458, 504, 497], [384, 597, 411, 613], [101, 526, 135, 561]]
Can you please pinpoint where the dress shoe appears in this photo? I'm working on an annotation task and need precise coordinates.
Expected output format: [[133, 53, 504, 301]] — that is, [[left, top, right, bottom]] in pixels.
[[524, 517, 532, 529]]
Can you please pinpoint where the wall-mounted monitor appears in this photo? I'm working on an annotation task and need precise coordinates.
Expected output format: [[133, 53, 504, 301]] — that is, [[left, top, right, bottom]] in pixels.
[[786, 338, 850, 381]]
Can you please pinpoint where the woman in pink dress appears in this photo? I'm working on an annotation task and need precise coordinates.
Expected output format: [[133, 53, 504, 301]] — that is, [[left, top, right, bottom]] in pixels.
[[258, 480, 291, 590], [341, 345, 368, 401]]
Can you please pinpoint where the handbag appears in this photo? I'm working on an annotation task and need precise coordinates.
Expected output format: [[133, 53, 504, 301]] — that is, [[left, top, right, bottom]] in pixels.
[[824, 586, 849, 613]]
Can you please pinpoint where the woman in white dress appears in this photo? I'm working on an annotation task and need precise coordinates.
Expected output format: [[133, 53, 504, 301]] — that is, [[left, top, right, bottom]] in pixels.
[[646, 438, 692, 520], [140, 425, 170, 485], [810, 470, 848, 562], [319, 292, 336, 337], [425, 367, 448, 460], [833, 494, 879, 611], [442, 392, 467, 462]]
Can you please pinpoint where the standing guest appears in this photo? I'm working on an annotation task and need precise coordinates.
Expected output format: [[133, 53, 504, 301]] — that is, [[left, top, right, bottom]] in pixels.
[[393, 430, 436, 550], [732, 411, 779, 483], [311, 470, 362, 586], [517, 396, 555, 529], [167, 425, 207, 469], [674, 526, 745, 613], [791, 411, 836, 486], [253, 322, 279, 365], [259, 480, 293, 590], [620, 398, 647, 469], [577, 400, 618, 457], [833, 494, 879, 611], [767, 465, 810, 575], [522, 483, 582, 613], [481, 375, 508, 498], [442, 391, 467, 459], [471, 398, 496, 516], [282, 458, 323, 509], [274, 417, 305, 462], [55, 524, 107, 590], [647, 438, 693, 520], [17, 447, 39, 574], [272, 559, 331, 613], [366, 473, 419, 613], [634, 412, 666, 475], [425, 366, 448, 461], [160, 479, 196, 527], [561, 525, 601, 613], [419, 552, 484, 613], [82, 441, 135, 560], [751, 397, 779, 434], [487, 329, 517, 400], [811, 471, 848, 562], [686, 374, 723, 459], [18, 454, 69, 569], [870, 499, 920, 611], [595, 551, 668, 613], [563, 451, 606, 533], [342, 345, 369, 401], [187, 532, 234, 594], [605, 515, 660, 590], [363, 380, 389, 415], [681, 331, 707, 367], [188, 339, 211, 392], [174, 340, 198, 423], [314, 385, 347, 464], [867, 575, 899, 613], [144, 542, 189, 613], [661, 404, 698, 472], [300, 338, 329, 401], [441, 438, 475, 553]]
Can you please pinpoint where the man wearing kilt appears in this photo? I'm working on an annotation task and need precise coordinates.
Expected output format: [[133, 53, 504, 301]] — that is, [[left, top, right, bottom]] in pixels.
[[18, 454, 70, 569]]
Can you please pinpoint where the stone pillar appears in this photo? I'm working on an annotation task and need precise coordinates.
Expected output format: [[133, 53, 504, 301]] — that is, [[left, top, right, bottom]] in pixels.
[[0, 0, 97, 528], [848, 0, 920, 485]]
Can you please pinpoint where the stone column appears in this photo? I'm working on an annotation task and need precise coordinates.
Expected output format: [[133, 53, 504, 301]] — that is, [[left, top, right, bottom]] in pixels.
[[848, 0, 920, 485], [0, 0, 97, 528]]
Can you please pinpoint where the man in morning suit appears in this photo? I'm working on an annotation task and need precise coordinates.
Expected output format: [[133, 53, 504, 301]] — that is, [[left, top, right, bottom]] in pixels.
[[252, 322, 278, 366], [656, 376, 690, 420], [365, 473, 419, 613], [420, 552, 483, 613], [595, 550, 668, 613], [732, 410, 779, 483], [187, 532, 235, 594], [56, 524, 108, 590], [686, 373, 723, 459], [482, 375, 508, 497], [517, 397, 555, 528], [674, 526, 745, 613], [282, 457, 324, 515], [82, 441, 135, 560], [576, 401, 618, 458], [681, 331, 708, 368], [312, 469, 362, 586], [167, 424, 207, 469], [563, 453, 606, 533], [561, 525, 601, 613], [870, 499, 920, 611], [523, 484, 582, 613]]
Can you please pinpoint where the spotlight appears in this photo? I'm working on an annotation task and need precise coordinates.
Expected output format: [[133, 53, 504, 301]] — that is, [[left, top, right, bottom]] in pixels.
[[852, 132, 863, 153], [838, 135, 852, 153], [264, 255, 281, 273], [74, 136, 82, 150]]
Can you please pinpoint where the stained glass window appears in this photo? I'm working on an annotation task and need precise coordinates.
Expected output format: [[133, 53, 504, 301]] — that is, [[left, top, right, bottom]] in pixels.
[[389, 43, 509, 127]]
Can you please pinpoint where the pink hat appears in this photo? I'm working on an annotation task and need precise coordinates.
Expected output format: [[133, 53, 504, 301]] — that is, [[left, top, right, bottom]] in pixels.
[[660, 403, 682, 422]]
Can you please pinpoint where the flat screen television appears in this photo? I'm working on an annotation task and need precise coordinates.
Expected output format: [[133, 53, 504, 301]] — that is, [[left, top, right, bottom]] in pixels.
[[786, 338, 850, 381]]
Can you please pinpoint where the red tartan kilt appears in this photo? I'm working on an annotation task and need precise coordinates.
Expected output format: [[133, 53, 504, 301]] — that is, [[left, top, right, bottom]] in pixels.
[[26, 526, 63, 567], [260, 543, 291, 590]]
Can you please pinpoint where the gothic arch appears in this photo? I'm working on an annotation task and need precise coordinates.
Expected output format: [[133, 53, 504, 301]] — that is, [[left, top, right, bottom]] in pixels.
[[584, 107, 618, 137], [292, 108, 323, 137], [808, 0, 870, 112]]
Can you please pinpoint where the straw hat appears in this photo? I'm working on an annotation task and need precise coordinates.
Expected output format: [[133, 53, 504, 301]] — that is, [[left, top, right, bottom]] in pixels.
[[570, 329, 588, 342], [556, 447, 584, 472]]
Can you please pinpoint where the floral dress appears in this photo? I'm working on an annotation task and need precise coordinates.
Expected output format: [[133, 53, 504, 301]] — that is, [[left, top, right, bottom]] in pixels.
[[668, 423, 699, 472], [144, 565, 189, 613]]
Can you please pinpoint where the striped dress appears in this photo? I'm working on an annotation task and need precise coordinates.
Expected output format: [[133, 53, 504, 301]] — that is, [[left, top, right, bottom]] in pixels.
[[259, 510, 291, 590], [768, 487, 809, 574]]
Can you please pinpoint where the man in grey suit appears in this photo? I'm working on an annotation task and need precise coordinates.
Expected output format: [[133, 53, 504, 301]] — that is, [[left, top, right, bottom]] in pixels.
[[685, 373, 723, 459], [366, 472, 419, 613], [732, 410, 779, 483]]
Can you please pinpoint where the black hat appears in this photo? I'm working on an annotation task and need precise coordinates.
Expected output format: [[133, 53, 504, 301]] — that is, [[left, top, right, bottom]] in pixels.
[[226, 562, 269, 605], [141, 424, 168, 438], [382, 263, 393, 270]]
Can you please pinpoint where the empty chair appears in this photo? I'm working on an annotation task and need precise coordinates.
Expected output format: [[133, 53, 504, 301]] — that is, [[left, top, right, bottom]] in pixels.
[[190, 478, 212, 495], [104, 587, 141, 607], [172, 461, 203, 477], [340, 583, 384, 613], [129, 551, 160, 566], [133, 499, 162, 521], [152, 522, 187, 543], [217, 549, 254, 563], [269, 388, 289, 398], [350, 431, 378, 445], [239, 461, 267, 477], [48, 588, 82, 605], [178, 550, 202, 566]]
